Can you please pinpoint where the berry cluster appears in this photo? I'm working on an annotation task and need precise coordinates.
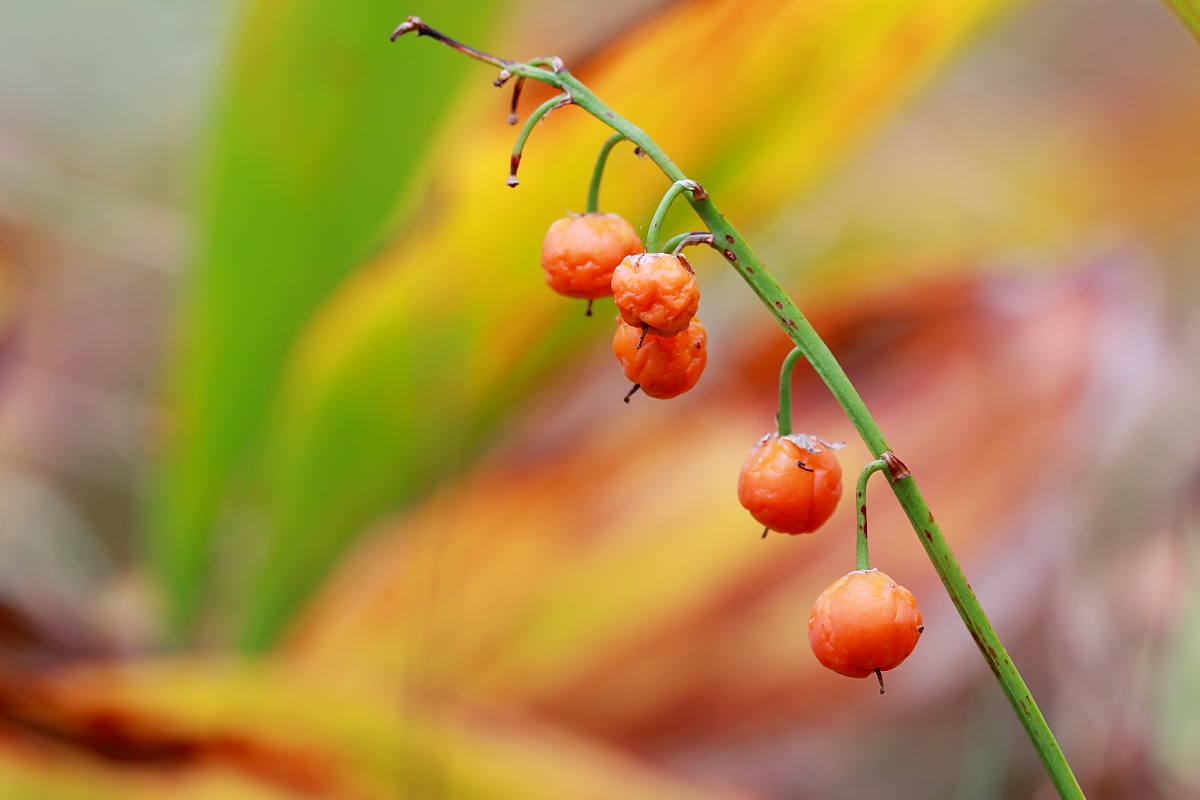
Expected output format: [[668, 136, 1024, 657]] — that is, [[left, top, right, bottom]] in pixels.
[[538, 213, 920, 691], [526, 95, 917, 694], [540, 213, 707, 402], [393, 18, 1085, 790], [735, 420, 921, 691]]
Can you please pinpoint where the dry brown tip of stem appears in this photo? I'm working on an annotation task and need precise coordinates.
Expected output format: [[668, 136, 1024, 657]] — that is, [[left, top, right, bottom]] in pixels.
[[875, 669, 885, 694], [681, 179, 708, 201], [882, 451, 910, 482], [389, 16, 422, 41], [494, 68, 513, 87], [623, 384, 641, 403]]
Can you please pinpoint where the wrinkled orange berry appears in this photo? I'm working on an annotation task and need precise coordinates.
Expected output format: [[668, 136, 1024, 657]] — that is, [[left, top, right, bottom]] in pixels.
[[808, 569, 923, 681], [612, 316, 707, 400], [611, 252, 700, 336], [541, 212, 643, 300], [736, 433, 842, 534]]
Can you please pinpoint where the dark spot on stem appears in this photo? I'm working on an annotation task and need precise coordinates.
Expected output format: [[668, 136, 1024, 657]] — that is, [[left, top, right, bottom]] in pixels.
[[722, 248, 738, 262], [725, 234, 735, 244], [774, 301, 784, 309], [923, 529, 933, 541]]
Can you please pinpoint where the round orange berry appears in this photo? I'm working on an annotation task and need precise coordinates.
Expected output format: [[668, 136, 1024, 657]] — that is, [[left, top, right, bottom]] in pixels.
[[736, 433, 842, 534], [610, 252, 700, 336], [541, 212, 643, 300], [808, 569, 923, 681], [612, 317, 707, 400]]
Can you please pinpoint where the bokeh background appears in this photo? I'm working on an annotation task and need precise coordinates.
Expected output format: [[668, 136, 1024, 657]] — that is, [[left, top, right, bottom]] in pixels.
[[1, 0, 1199, 797]]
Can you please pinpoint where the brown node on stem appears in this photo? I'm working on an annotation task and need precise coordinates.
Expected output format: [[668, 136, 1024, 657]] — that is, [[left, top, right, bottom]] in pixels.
[[882, 451, 910, 482], [680, 179, 708, 201]]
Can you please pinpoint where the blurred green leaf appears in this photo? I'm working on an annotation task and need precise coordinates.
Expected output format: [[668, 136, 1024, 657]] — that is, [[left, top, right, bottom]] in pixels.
[[146, 0, 505, 639]]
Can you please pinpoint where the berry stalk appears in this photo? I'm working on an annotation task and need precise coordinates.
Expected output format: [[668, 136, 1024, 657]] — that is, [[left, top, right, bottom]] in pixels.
[[855, 459, 887, 571], [392, 18, 1086, 800], [587, 132, 627, 213], [776, 346, 806, 437]]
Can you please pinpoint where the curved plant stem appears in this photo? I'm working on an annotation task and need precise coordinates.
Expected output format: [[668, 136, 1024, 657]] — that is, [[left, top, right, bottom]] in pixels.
[[646, 179, 706, 253], [587, 132, 627, 213], [662, 231, 715, 256], [776, 346, 805, 436], [855, 459, 887, 571], [508, 93, 570, 187], [392, 19, 1086, 800]]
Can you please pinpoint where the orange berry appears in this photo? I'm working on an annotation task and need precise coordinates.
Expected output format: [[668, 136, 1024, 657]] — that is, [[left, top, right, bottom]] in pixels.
[[611, 252, 700, 336], [541, 212, 643, 300], [736, 433, 842, 534], [612, 317, 707, 400], [808, 569, 923, 680]]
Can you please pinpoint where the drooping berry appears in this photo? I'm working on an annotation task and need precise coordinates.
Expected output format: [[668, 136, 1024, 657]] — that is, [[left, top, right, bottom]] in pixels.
[[541, 212, 643, 301], [611, 252, 700, 336], [612, 316, 707, 400], [737, 433, 842, 534], [808, 569, 923, 686]]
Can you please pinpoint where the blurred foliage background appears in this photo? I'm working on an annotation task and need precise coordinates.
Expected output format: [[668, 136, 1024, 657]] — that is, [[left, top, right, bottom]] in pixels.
[[1, 0, 1200, 797]]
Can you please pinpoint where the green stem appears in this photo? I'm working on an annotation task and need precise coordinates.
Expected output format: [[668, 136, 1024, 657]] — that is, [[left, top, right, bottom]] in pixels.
[[646, 179, 704, 253], [776, 347, 805, 436], [855, 460, 887, 571], [507, 93, 570, 187], [587, 132, 626, 212], [393, 21, 1086, 800], [662, 231, 714, 256]]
